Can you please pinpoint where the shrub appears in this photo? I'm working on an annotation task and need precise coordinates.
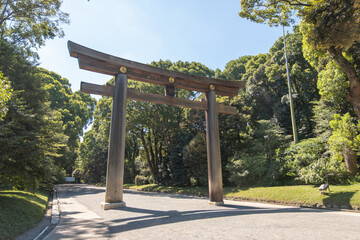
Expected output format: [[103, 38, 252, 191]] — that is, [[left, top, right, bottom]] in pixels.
[[280, 137, 348, 184], [328, 113, 360, 177], [54, 168, 66, 184], [135, 175, 149, 186], [183, 133, 208, 186], [72, 169, 83, 183], [226, 152, 268, 187]]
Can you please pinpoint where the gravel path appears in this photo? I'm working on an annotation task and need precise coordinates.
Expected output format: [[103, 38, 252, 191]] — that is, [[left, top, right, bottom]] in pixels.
[[45, 184, 360, 240]]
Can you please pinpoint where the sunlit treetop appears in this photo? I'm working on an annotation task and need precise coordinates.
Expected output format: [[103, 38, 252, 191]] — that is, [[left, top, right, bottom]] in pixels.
[[0, 0, 69, 57], [300, 0, 360, 49], [239, 0, 360, 49], [239, 0, 312, 27]]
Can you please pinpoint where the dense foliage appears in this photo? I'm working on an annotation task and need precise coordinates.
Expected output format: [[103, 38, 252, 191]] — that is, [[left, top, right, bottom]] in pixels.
[[0, 1, 96, 191], [78, 25, 359, 187], [0, 0, 69, 58], [0, 41, 94, 191], [1, 1, 359, 192]]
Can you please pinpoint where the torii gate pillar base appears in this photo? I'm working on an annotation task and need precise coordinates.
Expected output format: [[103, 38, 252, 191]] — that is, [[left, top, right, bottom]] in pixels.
[[101, 201, 126, 210], [208, 201, 224, 206]]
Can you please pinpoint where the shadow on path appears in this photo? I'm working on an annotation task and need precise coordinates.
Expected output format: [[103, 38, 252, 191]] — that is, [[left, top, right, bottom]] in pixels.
[[105, 203, 328, 237], [55, 184, 104, 199], [52, 184, 338, 239]]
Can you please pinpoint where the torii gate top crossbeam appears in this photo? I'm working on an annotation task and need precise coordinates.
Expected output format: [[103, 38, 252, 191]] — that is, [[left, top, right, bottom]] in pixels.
[[68, 41, 245, 97]]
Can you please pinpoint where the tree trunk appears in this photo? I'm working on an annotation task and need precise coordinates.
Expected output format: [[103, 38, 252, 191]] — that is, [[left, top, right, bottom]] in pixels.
[[344, 147, 359, 177], [131, 132, 138, 178], [140, 129, 160, 184], [328, 47, 360, 119], [140, 129, 156, 178]]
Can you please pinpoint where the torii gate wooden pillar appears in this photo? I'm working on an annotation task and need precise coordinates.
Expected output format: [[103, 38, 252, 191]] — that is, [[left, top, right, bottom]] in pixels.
[[68, 41, 244, 209]]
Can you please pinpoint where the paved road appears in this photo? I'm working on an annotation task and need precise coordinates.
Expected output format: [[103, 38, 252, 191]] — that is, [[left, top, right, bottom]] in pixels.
[[45, 184, 359, 240]]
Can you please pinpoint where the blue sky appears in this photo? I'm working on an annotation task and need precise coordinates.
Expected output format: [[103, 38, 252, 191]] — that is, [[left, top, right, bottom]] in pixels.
[[38, 0, 284, 92]]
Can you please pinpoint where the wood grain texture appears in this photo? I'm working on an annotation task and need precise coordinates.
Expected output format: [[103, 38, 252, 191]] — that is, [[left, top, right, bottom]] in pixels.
[[81, 82, 237, 115], [105, 74, 127, 204], [206, 90, 223, 203], [69, 41, 245, 97]]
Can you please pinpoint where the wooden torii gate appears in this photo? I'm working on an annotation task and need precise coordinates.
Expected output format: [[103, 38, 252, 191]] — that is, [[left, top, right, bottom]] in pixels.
[[68, 41, 245, 210]]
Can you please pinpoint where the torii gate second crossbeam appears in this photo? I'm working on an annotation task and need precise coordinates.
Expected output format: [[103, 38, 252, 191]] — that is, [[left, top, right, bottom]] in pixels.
[[68, 41, 245, 209]]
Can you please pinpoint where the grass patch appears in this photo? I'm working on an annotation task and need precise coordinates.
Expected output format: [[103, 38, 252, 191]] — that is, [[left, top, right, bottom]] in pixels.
[[124, 184, 208, 197], [0, 190, 49, 240], [124, 183, 360, 210], [224, 184, 360, 208]]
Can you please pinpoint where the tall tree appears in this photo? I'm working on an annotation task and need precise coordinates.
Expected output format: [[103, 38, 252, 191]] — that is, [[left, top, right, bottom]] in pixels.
[[78, 97, 111, 184], [329, 113, 360, 177], [0, 0, 69, 57], [239, 0, 360, 119], [223, 28, 318, 138], [0, 0, 70, 190], [35, 68, 96, 173], [128, 60, 215, 185], [0, 41, 67, 191]]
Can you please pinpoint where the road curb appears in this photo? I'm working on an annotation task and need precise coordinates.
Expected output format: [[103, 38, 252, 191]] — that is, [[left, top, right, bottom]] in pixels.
[[51, 187, 60, 224], [41, 187, 60, 240]]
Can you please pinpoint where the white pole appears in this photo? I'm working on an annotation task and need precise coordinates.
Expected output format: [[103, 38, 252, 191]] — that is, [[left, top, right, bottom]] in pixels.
[[283, 26, 298, 144]]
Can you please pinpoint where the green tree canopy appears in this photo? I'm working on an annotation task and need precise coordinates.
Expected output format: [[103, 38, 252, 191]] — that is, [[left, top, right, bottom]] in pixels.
[[0, 0, 69, 57], [317, 61, 349, 110], [239, 0, 360, 119], [234, 27, 318, 138], [300, 0, 360, 49], [0, 40, 67, 191], [35, 68, 96, 173], [239, 0, 310, 27], [329, 113, 360, 177]]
